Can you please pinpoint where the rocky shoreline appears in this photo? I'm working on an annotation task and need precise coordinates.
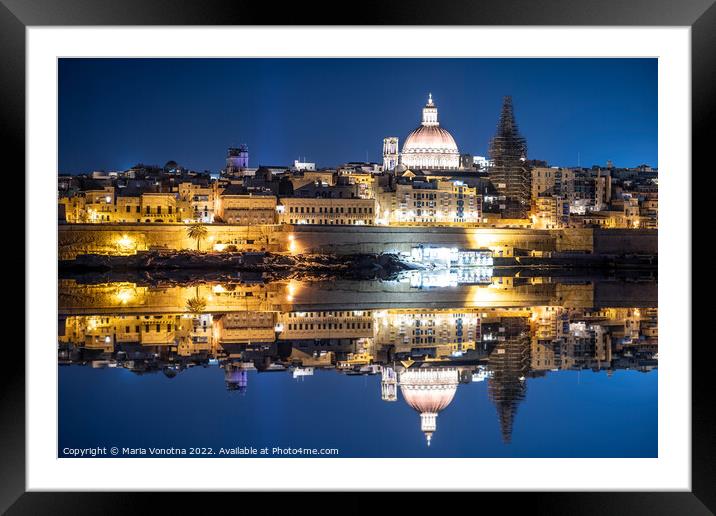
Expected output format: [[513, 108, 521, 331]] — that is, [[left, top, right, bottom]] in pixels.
[[59, 250, 419, 281]]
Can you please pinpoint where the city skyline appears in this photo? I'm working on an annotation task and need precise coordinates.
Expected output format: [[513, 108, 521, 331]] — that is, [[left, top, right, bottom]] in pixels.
[[59, 58, 658, 174]]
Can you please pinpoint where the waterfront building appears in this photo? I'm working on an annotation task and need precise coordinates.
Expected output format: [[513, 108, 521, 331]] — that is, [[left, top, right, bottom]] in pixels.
[[63, 186, 115, 223], [215, 189, 277, 225], [58, 187, 191, 224], [488, 96, 530, 219], [375, 179, 481, 225], [58, 195, 87, 223], [133, 192, 187, 223], [178, 181, 217, 223], [401, 94, 461, 170], [278, 196, 375, 225]]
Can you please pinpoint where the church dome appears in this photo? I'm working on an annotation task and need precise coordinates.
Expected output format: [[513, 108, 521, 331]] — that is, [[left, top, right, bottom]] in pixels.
[[403, 125, 459, 154], [401, 94, 460, 170], [399, 367, 459, 445]]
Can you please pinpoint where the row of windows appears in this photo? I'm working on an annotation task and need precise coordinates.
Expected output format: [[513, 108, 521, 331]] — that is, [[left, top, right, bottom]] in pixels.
[[288, 206, 373, 214], [287, 311, 372, 318], [287, 322, 372, 331], [287, 219, 373, 225], [122, 205, 175, 214]]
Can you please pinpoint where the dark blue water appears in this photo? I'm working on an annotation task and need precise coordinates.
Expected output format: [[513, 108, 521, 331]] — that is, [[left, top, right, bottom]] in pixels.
[[59, 365, 657, 458]]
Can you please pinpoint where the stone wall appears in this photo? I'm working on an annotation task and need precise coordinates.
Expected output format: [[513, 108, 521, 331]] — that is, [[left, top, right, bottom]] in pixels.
[[59, 223, 658, 260], [58, 223, 284, 260], [59, 278, 643, 315], [593, 228, 658, 255], [281, 225, 560, 256]]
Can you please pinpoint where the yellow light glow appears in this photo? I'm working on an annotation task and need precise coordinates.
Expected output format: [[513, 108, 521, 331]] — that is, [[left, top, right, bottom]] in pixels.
[[212, 284, 226, 293], [117, 235, 134, 250], [286, 282, 297, 302], [115, 288, 135, 304], [213, 243, 226, 252]]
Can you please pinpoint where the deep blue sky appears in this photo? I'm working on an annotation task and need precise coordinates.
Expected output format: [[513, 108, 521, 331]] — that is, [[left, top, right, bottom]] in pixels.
[[59, 366, 657, 458], [58, 58, 657, 174]]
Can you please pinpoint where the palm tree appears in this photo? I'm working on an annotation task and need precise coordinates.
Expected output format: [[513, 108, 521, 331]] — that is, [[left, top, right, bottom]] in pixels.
[[186, 222, 208, 251], [186, 296, 207, 314], [186, 285, 206, 314]]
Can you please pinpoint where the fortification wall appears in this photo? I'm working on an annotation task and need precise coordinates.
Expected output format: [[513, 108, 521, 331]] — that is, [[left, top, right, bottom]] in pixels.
[[58, 223, 283, 260], [593, 229, 658, 255], [59, 223, 657, 260]]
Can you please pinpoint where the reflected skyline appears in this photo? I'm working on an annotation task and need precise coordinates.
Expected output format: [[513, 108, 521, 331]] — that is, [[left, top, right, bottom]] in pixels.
[[59, 276, 657, 456]]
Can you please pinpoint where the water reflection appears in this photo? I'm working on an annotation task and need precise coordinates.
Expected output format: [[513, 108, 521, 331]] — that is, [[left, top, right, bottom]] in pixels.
[[59, 274, 657, 450]]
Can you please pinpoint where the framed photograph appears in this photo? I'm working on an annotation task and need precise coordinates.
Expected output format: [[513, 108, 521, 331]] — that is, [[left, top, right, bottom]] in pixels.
[[7, 0, 709, 512]]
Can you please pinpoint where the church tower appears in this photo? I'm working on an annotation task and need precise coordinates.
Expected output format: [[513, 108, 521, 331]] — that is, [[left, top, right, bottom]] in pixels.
[[225, 144, 249, 177], [382, 137, 399, 172], [381, 366, 398, 401]]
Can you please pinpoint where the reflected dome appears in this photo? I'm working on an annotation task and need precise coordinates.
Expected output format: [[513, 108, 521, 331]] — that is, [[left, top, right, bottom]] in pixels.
[[399, 367, 459, 446]]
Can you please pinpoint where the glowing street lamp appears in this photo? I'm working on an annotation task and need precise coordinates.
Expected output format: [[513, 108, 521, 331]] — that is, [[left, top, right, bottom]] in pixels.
[[287, 234, 297, 254], [116, 234, 135, 252], [115, 287, 135, 304]]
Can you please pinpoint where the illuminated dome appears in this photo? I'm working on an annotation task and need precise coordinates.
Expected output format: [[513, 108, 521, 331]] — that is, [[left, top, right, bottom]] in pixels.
[[401, 94, 460, 170], [399, 367, 459, 446]]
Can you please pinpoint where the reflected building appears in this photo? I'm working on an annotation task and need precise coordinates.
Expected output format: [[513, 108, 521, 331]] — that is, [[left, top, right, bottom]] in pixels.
[[398, 367, 460, 446], [374, 310, 480, 359], [58, 285, 658, 445], [381, 366, 398, 401], [224, 362, 249, 393], [277, 310, 374, 341], [486, 317, 530, 444]]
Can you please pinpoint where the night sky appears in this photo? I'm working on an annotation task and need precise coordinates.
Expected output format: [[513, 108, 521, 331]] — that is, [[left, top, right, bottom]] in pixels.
[[58, 58, 657, 174], [59, 366, 657, 458]]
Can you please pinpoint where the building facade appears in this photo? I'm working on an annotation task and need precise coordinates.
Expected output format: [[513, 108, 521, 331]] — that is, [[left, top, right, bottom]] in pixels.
[[278, 197, 375, 225], [216, 193, 277, 225], [376, 179, 481, 225]]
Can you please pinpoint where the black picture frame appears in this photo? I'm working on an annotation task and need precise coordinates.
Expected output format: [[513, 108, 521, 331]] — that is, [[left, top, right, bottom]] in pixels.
[[5, 0, 708, 512]]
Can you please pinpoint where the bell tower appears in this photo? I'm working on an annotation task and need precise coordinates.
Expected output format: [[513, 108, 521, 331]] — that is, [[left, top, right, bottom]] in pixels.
[[382, 137, 399, 172]]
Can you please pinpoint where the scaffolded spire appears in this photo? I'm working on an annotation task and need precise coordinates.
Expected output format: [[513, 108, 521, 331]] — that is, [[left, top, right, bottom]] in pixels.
[[488, 96, 530, 219], [487, 317, 529, 444]]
